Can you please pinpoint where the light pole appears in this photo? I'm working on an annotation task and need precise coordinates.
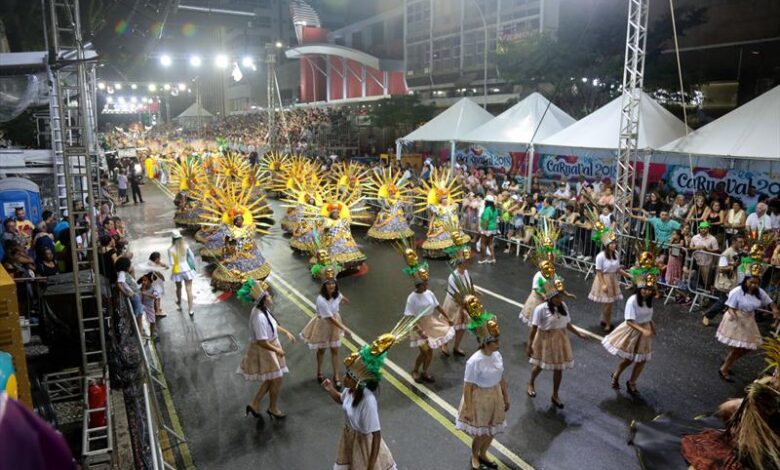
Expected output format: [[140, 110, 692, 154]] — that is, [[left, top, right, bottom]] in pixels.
[[469, 0, 488, 109]]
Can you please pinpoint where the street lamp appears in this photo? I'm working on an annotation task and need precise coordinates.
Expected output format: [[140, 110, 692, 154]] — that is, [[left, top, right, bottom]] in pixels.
[[115, 83, 122, 90], [178, 82, 187, 91], [190, 55, 202, 67], [148, 83, 157, 92], [275, 41, 283, 49], [160, 54, 172, 67], [241, 56, 254, 68], [215, 54, 229, 69]]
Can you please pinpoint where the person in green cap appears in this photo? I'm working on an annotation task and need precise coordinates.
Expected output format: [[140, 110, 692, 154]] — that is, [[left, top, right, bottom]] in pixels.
[[689, 220, 720, 291]]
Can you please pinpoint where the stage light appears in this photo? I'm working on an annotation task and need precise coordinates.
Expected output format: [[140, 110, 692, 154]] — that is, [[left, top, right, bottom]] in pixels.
[[115, 83, 122, 90], [107, 87, 114, 94], [163, 83, 171, 91], [148, 83, 157, 92], [131, 83, 138, 89], [275, 41, 283, 48], [242, 56, 254, 68], [178, 83, 187, 91], [160, 54, 172, 67], [215, 54, 229, 69], [131, 96, 138, 103], [118, 96, 126, 103], [98, 82, 106, 90], [106, 97, 113, 103], [190, 55, 202, 67]]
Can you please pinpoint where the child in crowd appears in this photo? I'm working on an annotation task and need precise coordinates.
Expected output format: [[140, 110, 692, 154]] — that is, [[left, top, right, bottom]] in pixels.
[[116, 257, 144, 334], [139, 272, 163, 338]]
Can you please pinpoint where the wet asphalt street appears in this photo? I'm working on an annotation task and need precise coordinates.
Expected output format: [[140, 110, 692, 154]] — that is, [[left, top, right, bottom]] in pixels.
[[120, 182, 766, 470]]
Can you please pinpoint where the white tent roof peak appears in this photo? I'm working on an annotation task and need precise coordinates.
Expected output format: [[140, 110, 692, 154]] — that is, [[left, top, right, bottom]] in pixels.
[[176, 102, 214, 119], [659, 85, 779, 160], [538, 91, 688, 151], [461, 92, 576, 145], [399, 98, 493, 142]]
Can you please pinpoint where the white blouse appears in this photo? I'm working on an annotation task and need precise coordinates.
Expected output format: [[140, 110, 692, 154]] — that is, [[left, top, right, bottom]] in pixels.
[[250, 307, 278, 342], [725, 286, 773, 313], [595, 252, 621, 273], [623, 295, 654, 324], [316, 293, 343, 319], [341, 388, 381, 434], [447, 270, 472, 298], [404, 290, 439, 317], [531, 271, 544, 291], [464, 350, 504, 388], [531, 302, 571, 331]]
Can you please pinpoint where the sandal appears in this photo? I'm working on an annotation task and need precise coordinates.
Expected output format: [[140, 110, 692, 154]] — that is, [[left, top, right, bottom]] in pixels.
[[441, 345, 451, 357], [610, 373, 620, 390], [551, 397, 565, 409], [478, 456, 499, 469], [718, 369, 734, 383], [412, 372, 424, 384], [626, 381, 640, 396], [316, 375, 325, 384], [422, 374, 435, 383], [454, 349, 466, 357], [526, 383, 536, 398]]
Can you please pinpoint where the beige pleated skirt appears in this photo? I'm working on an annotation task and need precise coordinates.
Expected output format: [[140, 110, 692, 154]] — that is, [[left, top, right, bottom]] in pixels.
[[601, 321, 653, 362], [442, 294, 469, 331], [716, 309, 762, 350], [236, 340, 289, 382], [529, 328, 574, 370], [456, 383, 507, 437], [519, 291, 545, 325], [588, 272, 623, 303], [300, 313, 345, 350], [334, 426, 397, 470], [410, 314, 456, 349]]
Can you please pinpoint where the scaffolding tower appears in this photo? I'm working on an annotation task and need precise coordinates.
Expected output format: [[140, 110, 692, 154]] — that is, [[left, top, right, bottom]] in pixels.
[[614, 0, 650, 252], [42, 0, 113, 467]]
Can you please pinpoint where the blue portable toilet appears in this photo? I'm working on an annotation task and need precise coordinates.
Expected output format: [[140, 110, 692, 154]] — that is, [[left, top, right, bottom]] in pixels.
[[0, 177, 43, 259]]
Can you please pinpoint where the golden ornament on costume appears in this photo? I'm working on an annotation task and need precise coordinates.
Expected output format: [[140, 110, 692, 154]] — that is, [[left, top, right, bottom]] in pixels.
[[365, 167, 415, 241], [413, 168, 469, 258]]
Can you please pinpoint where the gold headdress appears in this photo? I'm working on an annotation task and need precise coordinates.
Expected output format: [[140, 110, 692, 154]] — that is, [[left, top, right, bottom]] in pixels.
[[365, 167, 412, 206], [236, 278, 270, 304], [532, 218, 560, 279], [443, 220, 471, 265], [169, 157, 206, 193], [332, 161, 369, 194], [448, 268, 499, 344], [740, 228, 774, 278], [394, 237, 429, 284], [345, 311, 429, 387], [534, 275, 570, 301], [413, 167, 464, 213], [629, 227, 660, 289], [198, 177, 272, 236]]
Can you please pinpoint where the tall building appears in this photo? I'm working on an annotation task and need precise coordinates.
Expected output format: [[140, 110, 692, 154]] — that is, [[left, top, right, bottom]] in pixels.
[[404, 0, 560, 107]]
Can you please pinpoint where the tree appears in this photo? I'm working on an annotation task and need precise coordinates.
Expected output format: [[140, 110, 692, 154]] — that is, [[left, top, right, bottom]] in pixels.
[[367, 95, 435, 136], [496, 0, 707, 118]]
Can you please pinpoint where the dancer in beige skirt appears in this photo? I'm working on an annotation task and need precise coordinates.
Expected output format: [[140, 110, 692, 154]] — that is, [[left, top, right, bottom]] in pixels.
[[453, 284, 509, 470], [520, 219, 565, 326], [442, 234, 474, 356], [300, 271, 353, 386], [717, 264, 778, 382], [321, 315, 425, 470], [236, 280, 296, 419], [602, 271, 657, 396], [584, 206, 625, 332], [527, 277, 589, 409]]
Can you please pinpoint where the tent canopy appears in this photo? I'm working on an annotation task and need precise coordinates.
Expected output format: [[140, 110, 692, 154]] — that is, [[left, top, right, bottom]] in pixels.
[[659, 85, 780, 161], [399, 98, 493, 143], [460, 92, 576, 145], [175, 102, 214, 119], [537, 91, 688, 152]]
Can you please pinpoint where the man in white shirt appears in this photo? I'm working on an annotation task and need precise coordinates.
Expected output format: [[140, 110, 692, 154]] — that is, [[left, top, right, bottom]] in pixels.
[[745, 202, 771, 231], [552, 177, 572, 212], [689, 221, 719, 291]]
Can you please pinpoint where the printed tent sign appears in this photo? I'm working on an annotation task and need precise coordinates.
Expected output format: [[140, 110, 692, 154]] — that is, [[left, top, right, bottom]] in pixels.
[[454, 146, 527, 173], [663, 165, 780, 197], [537, 153, 617, 180]]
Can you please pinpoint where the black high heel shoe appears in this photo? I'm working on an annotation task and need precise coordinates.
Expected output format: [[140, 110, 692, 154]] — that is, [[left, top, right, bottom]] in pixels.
[[267, 409, 287, 420], [551, 397, 565, 409], [626, 381, 640, 396], [479, 456, 499, 469], [245, 405, 261, 418]]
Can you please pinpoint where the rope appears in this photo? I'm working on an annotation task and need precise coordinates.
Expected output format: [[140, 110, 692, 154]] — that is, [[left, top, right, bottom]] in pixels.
[[668, 0, 695, 177]]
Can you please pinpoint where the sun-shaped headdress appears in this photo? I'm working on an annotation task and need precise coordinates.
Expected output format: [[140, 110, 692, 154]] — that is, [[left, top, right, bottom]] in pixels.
[[413, 167, 464, 213], [199, 177, 273, 236], [364, 167, 412, 206]]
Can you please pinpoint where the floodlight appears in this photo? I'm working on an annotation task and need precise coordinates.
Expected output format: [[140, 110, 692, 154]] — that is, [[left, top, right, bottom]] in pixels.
[[215, 54, 229, 69], [190, 55, 202, 67], [148, 83, 157, 92], [160, 54, 172, 67]]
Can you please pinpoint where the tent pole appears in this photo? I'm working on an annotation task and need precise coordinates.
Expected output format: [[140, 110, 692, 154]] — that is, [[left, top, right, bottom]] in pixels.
[[450, 140, 456, 171], [639, 151, 651, 204], [526, 144, 535, 192]]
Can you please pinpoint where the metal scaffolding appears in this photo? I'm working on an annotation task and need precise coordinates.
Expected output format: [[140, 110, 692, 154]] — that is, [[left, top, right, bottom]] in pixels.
[[614, 0, 650, 252], [42, 0, 113, 466]]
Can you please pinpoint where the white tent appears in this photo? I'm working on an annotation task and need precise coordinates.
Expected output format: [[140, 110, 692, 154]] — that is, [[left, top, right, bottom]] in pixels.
[[175, 102, 214, 130], [659, 85, 780, 161], [537, 91, 688, 152], [396, 98, 493, 168], [460, 92, 576, 144]]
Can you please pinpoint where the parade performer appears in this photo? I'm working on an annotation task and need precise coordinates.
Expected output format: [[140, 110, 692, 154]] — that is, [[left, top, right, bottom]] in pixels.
[[526, 277, 589, 408], [602, 260, 658, 395], [629, 335, 780, 470], [236, 280, 296, 420], [332, 161, 372, 224], [414, 168, 470, 258], [258, 152, 290, 197], [300, 267, 353, 386], [275, 156, 321, 233], [171, 158, 207, 229], [397, 239, 455, 383], [519, 219, 571, 326], [441, 229, 474, 356], [285, 183, 325, 253], [585, 205, 624, 332], [453, 288, 509, 470], [198, 180, 273, 291], [320, 316, 426, 470], [168, 230, 197, 317], [717, 234, 778, 382], [365, 167, 414, 241], [301, 188, 370, 272]]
